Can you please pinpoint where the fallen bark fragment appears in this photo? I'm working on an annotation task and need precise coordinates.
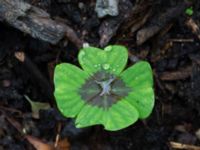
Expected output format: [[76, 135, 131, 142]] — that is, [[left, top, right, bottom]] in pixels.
[[0, 0, 82, 47], [131, 11, 152, 34], [136, 3, 189, 45], [114, 0, 153, 44], [122, 0, 153, 34]]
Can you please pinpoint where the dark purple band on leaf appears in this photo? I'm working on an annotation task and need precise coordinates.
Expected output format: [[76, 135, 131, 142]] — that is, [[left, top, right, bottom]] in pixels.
[[79, 71, 131, 109]]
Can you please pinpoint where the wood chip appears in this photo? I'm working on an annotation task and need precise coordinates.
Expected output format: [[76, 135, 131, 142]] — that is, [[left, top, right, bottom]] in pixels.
[[185, 18, 200, 40], [98, 0, 132, 47], [15, 51, 25, 62], [160, 66, 192, 81], [136, 3, 188, 45]]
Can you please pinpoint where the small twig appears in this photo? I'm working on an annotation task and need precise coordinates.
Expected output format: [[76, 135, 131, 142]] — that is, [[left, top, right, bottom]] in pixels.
[[54, 122, 62, 148], [0, 106, 22, 116], [64, 26, 83, 49], [5, 116, 23, 134], [170, 141, 200, 150], [169, 38, 194, 42]]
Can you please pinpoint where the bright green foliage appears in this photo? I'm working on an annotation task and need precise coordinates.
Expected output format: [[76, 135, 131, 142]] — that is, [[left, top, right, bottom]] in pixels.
[[54, 45, 154, 131], [185, 7, 193, 16]]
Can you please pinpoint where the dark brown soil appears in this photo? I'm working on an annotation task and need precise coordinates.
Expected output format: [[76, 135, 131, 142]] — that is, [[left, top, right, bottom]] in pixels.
[[0, 0, 200, 150]]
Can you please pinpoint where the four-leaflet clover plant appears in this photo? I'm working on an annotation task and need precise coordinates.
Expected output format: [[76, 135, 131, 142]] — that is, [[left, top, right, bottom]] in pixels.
[[54, 45, 154, 131]]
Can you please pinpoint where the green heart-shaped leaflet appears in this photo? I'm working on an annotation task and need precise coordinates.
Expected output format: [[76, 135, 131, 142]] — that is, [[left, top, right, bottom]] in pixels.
[[54, 45, 154, 131], [78, 45, 128, 75]]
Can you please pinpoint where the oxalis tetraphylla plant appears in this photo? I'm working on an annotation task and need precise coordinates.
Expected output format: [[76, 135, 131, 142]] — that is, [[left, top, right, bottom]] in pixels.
[[54, 45, 154, 131]]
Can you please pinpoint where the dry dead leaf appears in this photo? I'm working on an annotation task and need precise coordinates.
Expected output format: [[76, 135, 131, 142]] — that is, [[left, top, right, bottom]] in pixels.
[[56, 138, 70, 150], [25, 135, 54, 150]]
